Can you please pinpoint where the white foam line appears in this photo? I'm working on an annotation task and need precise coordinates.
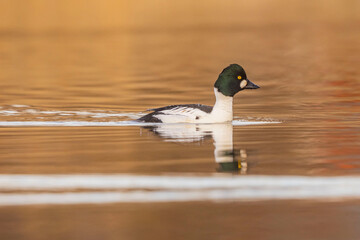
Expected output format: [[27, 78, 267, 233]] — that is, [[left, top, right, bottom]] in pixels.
[[0, 175, 360, 205], [0, 120, 278, 127], [1, 187, 360, 206], [1, 174, 359, 190], [0, 121, 143, 127], [232, 120, 280, 126], [0, 109, 141, 119]]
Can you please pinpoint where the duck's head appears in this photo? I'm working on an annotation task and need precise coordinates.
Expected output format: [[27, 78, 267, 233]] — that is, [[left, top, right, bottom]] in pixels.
[[214, 64, 259, 97]]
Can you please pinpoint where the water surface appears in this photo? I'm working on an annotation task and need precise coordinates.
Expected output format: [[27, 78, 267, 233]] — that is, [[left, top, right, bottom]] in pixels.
[[0, 0, 359, 239]]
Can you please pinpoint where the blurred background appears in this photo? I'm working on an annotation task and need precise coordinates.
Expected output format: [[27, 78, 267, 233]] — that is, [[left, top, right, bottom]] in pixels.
[[0, 0, 359, 111], [0, 0, 359, 239]]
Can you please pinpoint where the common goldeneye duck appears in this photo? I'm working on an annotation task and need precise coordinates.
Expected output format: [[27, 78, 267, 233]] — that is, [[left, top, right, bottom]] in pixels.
[[137, 64, 259, 123]]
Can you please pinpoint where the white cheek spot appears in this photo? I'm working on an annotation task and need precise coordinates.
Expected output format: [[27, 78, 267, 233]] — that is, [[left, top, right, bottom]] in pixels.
[[240, 80, 247, 89]]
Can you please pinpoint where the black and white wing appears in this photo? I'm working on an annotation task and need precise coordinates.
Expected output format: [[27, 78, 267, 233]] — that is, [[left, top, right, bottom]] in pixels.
[[137, 104, 213, 123]]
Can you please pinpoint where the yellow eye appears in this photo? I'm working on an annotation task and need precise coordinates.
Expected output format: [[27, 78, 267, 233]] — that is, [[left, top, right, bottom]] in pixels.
[[237, 76, 242, 80]]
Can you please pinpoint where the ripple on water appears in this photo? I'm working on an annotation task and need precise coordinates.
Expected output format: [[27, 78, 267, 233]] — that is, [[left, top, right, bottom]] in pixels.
[[0, 106, 280, 126], [0, 174, 359, 205]]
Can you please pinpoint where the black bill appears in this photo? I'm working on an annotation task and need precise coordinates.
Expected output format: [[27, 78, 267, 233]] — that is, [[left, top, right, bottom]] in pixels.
[[245, 79, 260, 89]]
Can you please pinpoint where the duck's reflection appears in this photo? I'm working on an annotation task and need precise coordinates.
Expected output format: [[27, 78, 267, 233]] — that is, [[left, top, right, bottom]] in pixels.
[[142, 123, 248, 173]]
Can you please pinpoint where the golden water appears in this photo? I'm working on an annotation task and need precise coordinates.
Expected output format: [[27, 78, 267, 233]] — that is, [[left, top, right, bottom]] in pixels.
[[0, 0, 359, 239]]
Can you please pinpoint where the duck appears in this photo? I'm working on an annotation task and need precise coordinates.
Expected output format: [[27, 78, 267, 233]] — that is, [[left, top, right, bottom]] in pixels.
[[137, 64, 259, 123]]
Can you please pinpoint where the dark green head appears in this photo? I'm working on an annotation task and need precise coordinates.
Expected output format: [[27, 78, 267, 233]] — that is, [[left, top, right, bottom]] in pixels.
[[214, 64, 259, 97]]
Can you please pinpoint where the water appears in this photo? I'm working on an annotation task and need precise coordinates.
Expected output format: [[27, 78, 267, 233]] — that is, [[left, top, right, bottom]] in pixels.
[[0, 0, 360, 239]]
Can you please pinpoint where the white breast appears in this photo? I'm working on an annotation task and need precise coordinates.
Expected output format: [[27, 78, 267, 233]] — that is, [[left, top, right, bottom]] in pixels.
[[152, 88, 234, 123], [208, 88, 233, 123]]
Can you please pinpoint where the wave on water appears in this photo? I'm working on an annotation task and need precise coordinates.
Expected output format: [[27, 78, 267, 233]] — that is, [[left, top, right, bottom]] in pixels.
[[0, 174, 359, 205], [0, 105, 280, 126], [0, 105, 141, 118], [0, 120, 279, 127]]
